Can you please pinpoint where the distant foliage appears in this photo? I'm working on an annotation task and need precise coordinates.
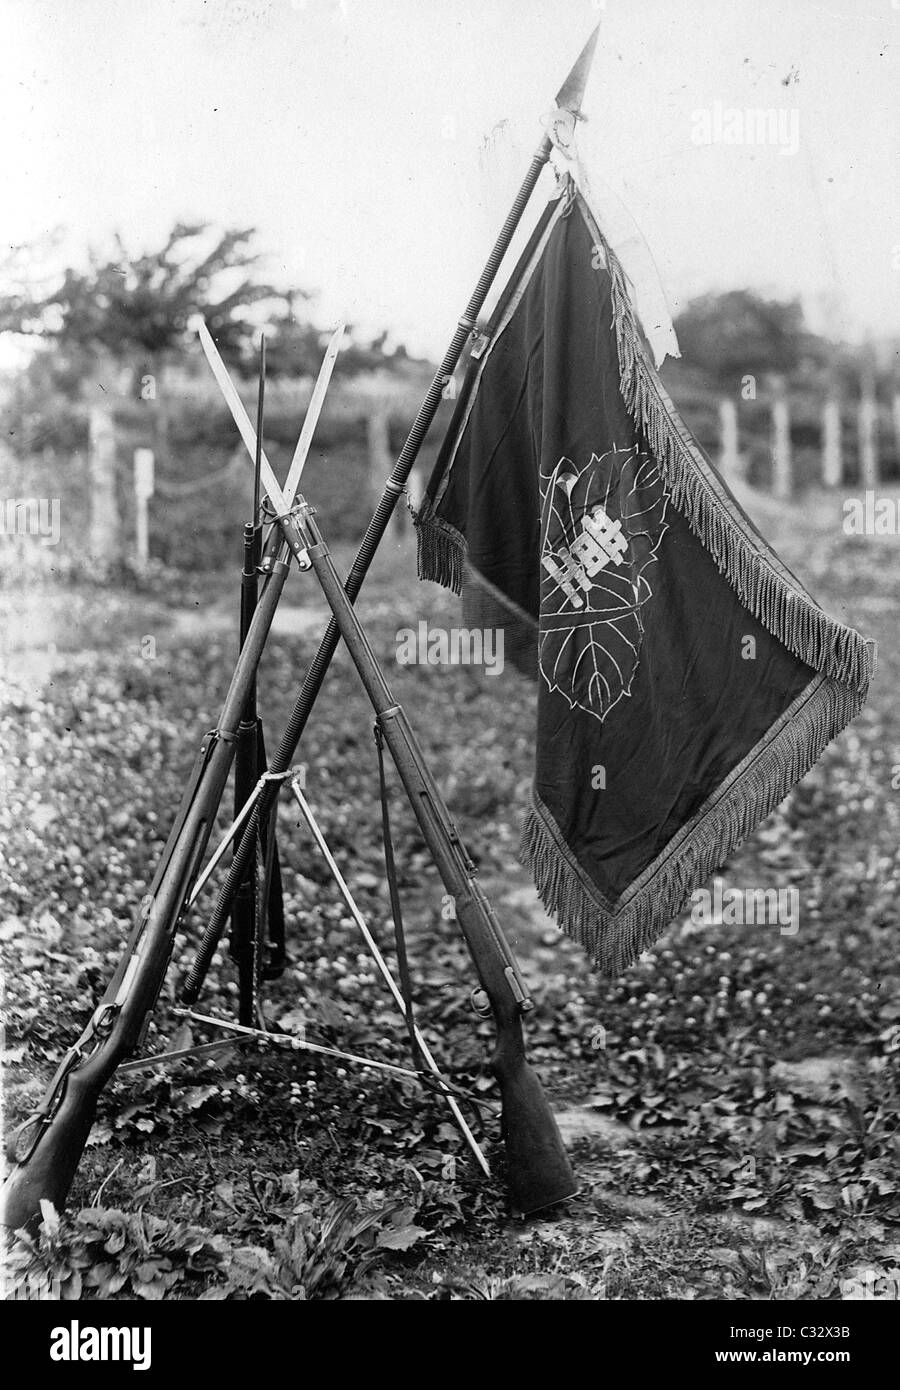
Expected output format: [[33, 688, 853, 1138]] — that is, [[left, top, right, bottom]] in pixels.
[[0, 224, 283, 383], [673, 290, 827, 389], [0, 223, 427, 387]]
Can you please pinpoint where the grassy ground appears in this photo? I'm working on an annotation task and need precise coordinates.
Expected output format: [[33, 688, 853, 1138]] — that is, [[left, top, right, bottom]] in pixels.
[[1, 490, 899, 1301]]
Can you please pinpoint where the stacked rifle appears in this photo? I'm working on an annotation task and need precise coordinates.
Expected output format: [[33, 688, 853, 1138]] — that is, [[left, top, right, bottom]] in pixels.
[[0, 28, 603, 1231]]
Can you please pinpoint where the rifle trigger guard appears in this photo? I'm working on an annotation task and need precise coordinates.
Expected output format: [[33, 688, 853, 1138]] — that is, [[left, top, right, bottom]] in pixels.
[[7, 999, 122, 1166], [8, 1113, 46, 1165], [470, 987, 491, 1017], [90, 1002, 118, 1037]]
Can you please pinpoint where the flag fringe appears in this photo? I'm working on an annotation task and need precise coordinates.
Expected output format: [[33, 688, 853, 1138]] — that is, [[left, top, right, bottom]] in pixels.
[[594, 209, 873, 698], [416, 497, 467, 594], [521, 673, 863, 976]]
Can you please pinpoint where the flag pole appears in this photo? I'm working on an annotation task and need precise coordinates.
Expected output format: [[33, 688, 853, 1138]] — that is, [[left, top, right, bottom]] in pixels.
[[182, 25, 601, 997]]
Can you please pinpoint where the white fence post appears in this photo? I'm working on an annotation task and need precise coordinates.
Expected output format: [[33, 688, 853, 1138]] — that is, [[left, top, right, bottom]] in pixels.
[[718, 398, 740, 477], [88, 404, 121, 566], [822, 397, 842, 487], [771, 379, 792, 500], [134, 448, 155, 572], [858, 383, 879, 491]]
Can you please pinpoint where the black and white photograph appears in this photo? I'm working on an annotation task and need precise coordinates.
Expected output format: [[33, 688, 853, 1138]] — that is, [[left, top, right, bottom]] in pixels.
[[0, 0, 898, 1340]]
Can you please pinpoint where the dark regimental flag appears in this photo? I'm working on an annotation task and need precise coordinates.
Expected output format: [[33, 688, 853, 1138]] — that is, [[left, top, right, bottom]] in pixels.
[[415, 176, 874, 976]]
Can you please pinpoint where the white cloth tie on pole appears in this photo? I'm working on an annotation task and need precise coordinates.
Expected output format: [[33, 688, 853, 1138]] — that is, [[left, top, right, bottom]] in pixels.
[[546, 108, 680, 370]]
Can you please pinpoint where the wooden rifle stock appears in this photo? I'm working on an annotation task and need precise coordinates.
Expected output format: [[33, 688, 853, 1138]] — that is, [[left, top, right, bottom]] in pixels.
[[418, 807, 578, 1213]]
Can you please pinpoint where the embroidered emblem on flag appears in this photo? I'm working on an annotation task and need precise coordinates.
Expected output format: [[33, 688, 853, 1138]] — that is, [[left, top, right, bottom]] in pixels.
[[539, 445, 669, 722]]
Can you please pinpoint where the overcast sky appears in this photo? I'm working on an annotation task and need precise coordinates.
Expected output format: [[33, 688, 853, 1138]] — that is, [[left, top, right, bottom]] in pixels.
[[1, 0, 898, 358]]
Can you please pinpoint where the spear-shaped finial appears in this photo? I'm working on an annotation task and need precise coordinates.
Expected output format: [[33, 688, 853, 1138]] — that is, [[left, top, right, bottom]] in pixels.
[[555, 23, 600, 114]]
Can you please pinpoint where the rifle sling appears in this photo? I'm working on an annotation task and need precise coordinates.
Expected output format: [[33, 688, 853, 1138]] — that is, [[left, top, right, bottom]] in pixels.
[[373, 720, 423, 1074]]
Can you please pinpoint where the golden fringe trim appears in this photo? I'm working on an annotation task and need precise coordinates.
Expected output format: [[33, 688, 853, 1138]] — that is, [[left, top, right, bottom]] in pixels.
[[521, 675, 864, 976]]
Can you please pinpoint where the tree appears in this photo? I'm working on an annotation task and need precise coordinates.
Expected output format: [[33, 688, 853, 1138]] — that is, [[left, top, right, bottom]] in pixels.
[[262, 305, 414, 380], [673, 290, 827, 388], [0, 226, 424, 388], [0, 223, 287, 388]]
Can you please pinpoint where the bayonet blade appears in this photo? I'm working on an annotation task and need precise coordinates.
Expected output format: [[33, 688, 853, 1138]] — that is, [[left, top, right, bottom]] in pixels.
[[198, 320, 344, 520], [282, 323, 345, 504], [197, 321, 290, 516]]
